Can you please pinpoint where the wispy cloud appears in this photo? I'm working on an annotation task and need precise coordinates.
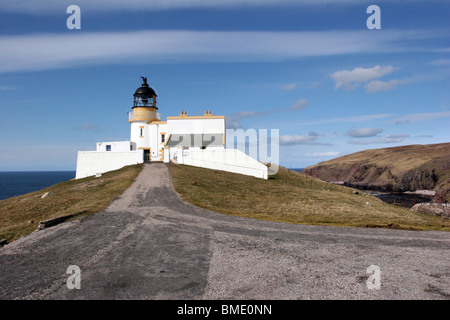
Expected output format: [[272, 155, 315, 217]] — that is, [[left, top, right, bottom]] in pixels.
[[71, 123, 100, 131], [347, 127, 383, 138], [348, 134, 409, 145], [427, 59, 450, 66], [364, 79, 410, 93], [306, 151, 340, 157], [281, 83, 297, 90], [0, 0, 429, 14], [308, 81, 320, 89], [280, 132, 332, 146], [330, 65, 397, 90], [0, 29, 444, 73], [301, 113, 394, 126], [391, 111, 450, 124], [330, 65, 414, 93], [0, 85, 16, 91], [227, 99, 309, 129], [288, 99, 309, 111]]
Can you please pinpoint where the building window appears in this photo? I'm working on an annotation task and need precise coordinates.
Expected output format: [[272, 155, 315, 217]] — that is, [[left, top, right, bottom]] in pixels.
[[106, 145, 111, 151], [161, 134, 165, 143], [140, 128, 143, 137]]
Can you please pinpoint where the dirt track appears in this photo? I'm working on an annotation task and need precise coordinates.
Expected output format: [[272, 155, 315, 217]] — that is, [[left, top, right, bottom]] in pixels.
[[0, 163, 449, 299]]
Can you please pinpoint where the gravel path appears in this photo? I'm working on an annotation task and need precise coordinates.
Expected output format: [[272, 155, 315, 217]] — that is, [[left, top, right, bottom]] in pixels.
[[0, 163, 449, 299]]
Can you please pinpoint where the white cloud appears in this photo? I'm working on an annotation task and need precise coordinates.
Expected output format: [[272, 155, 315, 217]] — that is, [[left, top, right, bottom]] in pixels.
[[347, 127, 383, 138], [0, 30, 442, 73], [306, 151, 340, 157], [365, 79, 409, 93], [348, 134, 409, 145], [281, 83, 297, 90], [330, 65, 397, 90], [279, 132, 332, 146], [391, 111, 450, 124]]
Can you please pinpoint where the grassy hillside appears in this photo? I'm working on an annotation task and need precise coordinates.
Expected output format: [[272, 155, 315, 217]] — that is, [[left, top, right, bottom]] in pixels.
[[0, 164, 142, 242], [169, 163, 449, 231], [302, 143, 450, 201]]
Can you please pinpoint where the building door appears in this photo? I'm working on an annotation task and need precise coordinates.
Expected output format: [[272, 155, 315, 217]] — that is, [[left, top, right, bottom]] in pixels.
[[143, 149, 150, 162]]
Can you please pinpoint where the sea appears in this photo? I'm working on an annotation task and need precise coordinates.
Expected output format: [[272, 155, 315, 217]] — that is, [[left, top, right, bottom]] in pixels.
[[0, 171, 76, 201]]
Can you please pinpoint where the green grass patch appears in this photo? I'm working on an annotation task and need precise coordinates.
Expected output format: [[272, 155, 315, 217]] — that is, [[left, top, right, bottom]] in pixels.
[[169, 164, 449, 231], [0, 164, 143, 242]]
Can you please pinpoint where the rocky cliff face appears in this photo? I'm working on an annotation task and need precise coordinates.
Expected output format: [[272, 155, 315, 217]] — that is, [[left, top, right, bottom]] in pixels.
[[302, 143, 450, 201]]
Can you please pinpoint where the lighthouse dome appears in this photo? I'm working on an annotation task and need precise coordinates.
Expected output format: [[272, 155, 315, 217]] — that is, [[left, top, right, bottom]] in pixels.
[[133, 76, 157, 108], [134, 84, 157, 97]]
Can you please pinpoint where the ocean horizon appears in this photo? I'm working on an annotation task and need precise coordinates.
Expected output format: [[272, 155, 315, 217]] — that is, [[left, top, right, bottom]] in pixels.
[[0, 171, 76, 201]]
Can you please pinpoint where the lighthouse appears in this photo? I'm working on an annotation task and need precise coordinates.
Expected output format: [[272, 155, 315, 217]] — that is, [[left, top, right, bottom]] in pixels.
[[128, 77, 167, 161], [75, 77, 269, 179]]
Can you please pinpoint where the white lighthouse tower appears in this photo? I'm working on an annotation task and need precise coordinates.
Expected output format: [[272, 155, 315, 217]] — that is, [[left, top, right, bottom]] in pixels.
[[128, 77, 166, 161]]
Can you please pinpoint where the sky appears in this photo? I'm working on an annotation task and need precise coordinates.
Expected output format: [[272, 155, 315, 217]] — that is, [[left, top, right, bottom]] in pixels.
[[0, 0, 449, 170]]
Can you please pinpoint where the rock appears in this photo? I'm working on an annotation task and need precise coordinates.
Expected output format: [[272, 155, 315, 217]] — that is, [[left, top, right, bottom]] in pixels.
[[41, 192, 51, 199], [302, 143, 450, 200], [37, 213, 78, 230], [410, 203, 449, 219], [0, 239, 7, 247], [95, 172, 102, 177], [28, 220, 34, 224], [353, 190, 360, 195]]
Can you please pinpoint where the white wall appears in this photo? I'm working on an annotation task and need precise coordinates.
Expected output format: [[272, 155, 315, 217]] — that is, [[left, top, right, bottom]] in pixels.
[[176, 148, 268, 179], [75, 150, 143, 179], [96, 141, 132, 152], [130, 122, 149, 150], [167, 118, 225, 135]]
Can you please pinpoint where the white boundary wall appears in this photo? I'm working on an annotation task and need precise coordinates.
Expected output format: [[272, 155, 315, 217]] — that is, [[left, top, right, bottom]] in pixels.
[[75, 150, 143, 179], [96, 141, 133, 152], [175, 148, 268, 179]]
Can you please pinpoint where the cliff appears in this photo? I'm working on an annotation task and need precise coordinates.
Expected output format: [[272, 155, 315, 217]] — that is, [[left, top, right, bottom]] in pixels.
[[302, 143, 450, 201]]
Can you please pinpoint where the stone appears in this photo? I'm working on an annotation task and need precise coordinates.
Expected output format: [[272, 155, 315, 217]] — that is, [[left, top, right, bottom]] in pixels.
[[410, 203, 449, 219], [41, 192, 51, 199]]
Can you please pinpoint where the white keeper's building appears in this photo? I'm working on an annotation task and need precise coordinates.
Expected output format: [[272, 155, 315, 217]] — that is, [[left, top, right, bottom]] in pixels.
[[75, 77, 268, 180]]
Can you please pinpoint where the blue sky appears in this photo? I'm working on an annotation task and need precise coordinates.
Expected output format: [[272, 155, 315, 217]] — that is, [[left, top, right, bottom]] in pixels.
[[0, 0, 449, 170]]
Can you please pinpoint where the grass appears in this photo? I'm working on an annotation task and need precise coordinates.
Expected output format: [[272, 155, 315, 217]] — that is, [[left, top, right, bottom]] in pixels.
[[1, 161, 447, 243], [169, 163, 450, 231], [0, 164, 143, 242]]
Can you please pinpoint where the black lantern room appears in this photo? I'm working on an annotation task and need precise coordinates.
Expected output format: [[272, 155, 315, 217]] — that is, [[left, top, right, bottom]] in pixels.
[[133, 76, 158, 109]]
